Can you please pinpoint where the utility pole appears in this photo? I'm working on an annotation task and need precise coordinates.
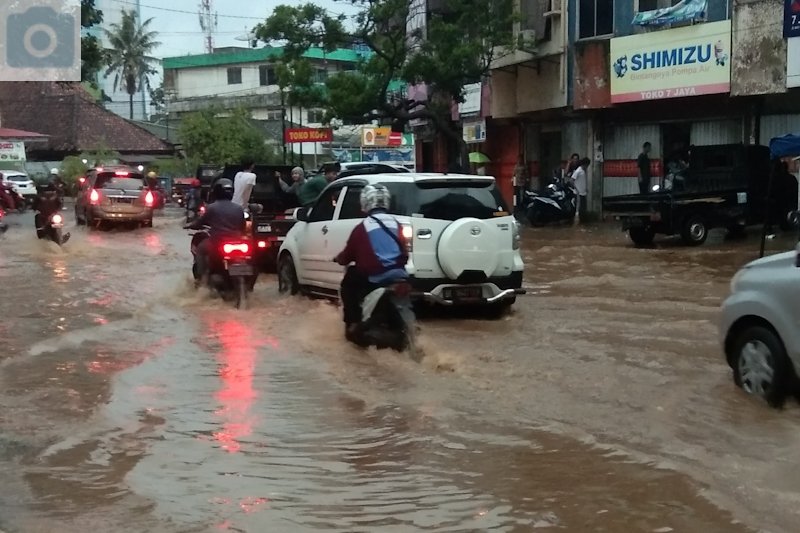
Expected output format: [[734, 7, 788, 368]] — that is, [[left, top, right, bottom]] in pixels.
[[198, 0, 218, 53]]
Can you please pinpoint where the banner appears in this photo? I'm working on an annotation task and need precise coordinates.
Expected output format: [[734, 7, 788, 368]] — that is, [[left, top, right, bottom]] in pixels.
[[284, 128, 333, 144], [458, 83, 482, 116], [632, 0, 707, 27], [463, 119, 486, 144], [361, 127, 413, 147], [610, 20, 731, 103], [0, 141, 26, 162], [332, 148, 415, 164], [786, 0, 800, 38]]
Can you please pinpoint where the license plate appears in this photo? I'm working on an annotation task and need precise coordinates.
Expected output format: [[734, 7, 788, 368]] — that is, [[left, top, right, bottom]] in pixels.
[[227, 263, 253, 276], [443, 286, 483, 299], [257, 224, 272, 232], [112, 197, 134, 204]]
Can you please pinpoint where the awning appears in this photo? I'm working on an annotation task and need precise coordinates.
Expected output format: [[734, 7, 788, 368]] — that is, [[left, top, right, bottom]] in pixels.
[[769, 133, 800, 159], [632, 0, 707, 26], [0, 127, 49, 142]]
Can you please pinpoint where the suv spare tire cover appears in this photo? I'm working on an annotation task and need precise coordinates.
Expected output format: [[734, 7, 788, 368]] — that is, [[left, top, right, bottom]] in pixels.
[[437, 217, 501, 280]]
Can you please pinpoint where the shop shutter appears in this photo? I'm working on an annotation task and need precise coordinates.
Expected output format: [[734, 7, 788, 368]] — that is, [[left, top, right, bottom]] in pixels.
[[604, 124, 661, 159], [690, 119, 743, 146], [759, 114, 800, 146]]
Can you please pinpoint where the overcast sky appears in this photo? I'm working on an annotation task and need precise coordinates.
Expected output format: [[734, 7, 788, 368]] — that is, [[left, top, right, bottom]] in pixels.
[[93, 0, 355, 58]]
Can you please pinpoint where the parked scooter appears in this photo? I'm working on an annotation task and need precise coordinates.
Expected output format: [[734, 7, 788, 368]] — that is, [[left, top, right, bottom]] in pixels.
[[36, 212, 70, 246], [345, 278, 421, 359], [189, 227, 257, 309], [522, 174, 577, 226]]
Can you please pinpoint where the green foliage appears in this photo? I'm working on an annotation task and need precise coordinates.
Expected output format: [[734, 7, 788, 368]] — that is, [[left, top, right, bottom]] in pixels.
[[60, 156, 89, 194], [179, 108, 279, 165], [256, 0, 515, 130], [104, 10, 161, 118], [80, 0, 105, 85]]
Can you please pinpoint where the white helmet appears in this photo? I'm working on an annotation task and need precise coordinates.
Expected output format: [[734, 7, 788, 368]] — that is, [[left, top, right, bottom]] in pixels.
[[360, 184, 391, 213], [50, 168, 59, 175]]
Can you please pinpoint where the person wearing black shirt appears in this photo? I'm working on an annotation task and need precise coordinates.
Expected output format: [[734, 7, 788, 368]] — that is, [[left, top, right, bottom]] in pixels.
[[637, 142, 652, 195]]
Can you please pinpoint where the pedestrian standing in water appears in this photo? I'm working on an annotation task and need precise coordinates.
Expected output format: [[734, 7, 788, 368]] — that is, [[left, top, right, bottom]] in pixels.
[[571, 157, 590, 224], [637, 142, 652, 195], [512, 156, 529, 211], [566, 153, 580, 179]]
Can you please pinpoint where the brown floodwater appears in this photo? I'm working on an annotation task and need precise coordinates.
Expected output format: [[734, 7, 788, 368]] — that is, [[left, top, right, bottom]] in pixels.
[[0, 208, 798, 532]]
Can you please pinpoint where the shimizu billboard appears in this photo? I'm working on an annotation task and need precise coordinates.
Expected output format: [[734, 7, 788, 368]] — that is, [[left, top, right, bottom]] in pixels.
[[610, 20, 732, 103]]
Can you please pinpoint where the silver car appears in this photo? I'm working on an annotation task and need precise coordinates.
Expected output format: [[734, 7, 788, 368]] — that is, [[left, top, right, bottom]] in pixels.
[[75, 167, 154, 228]]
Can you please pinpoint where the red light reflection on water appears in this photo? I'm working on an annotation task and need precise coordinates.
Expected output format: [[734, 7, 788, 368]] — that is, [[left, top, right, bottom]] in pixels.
[[144, 233, 161, 250], [209, 319, 261, 453]]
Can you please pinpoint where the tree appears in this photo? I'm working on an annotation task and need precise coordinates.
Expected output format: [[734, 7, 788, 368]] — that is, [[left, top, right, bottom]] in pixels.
[[256, 0, 516, 168], [179, 107, 281, 165], [104, 10, 161, 119], [81, 0, 105, 85]]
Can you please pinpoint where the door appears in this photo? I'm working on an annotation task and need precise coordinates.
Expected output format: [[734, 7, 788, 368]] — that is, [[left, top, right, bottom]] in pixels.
[[321, 185, 365, 287], [539, 132, 562, 184], [297, 185, 345, 286]]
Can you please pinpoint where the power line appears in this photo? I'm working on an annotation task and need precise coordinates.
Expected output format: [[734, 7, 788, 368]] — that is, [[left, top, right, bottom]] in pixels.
[[110, 0, 265, 20]]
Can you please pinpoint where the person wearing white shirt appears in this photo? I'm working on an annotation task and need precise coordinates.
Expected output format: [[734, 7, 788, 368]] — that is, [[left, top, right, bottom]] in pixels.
[[232, 161, 257, 207], [571, 157, 590, 224]]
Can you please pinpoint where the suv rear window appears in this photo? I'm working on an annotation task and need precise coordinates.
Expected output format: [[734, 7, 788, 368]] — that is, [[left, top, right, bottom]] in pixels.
[[94, 173, 144, 190], [384, 180, 509, 220], [6, 175, 28, 182]]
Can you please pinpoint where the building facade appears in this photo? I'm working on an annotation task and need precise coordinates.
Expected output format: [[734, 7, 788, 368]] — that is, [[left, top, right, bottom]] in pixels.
[[162, 46, 365, 159], [482, 0, 800, 214]]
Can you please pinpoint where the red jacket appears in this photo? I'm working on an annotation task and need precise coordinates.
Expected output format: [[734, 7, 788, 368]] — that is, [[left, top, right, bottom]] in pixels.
[[336, 215, 409, 277]]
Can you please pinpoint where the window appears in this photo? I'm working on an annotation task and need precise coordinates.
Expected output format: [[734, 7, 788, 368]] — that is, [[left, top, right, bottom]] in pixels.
[[637, 0, 681, 11], [308, 187, 342, 222], [338, 186, 364, 219], [227, 67, 242, 85], [312, 68, 328, 84], [259, 65, 278, 86], [306, 109, 326, 124], [383, 180, 509, 221], [579, 0, 613, 39], [264, 109, 283, 121]]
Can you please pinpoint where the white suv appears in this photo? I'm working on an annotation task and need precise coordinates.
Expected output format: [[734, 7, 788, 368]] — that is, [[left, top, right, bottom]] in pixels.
[[277, 173, 525, 312], [2, 171, 36, 200], [720, 247, 800, 407]]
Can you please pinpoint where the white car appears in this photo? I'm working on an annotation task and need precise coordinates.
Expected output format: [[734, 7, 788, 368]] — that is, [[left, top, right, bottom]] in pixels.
[[2, 171, 36, 199], [277, 172, 525, 313], [720, 246, 800, 407]]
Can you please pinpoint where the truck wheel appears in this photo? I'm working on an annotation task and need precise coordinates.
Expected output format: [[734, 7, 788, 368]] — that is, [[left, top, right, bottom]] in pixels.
[[732, 326, 794, 408], [680, 215, 708, 246], [278, 253, 299, 295], [628, 226, 655, 246]]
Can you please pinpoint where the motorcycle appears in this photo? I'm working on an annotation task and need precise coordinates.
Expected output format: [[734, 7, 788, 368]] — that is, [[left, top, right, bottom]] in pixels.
[[0, 183, 26, 213], [37, 212, 70, 246], [0, 207, 7, 234], [522, 176, 577, 226], [186, 202, 205, 223], [189, 227, 257, 309], [345, 278, 421, 359]]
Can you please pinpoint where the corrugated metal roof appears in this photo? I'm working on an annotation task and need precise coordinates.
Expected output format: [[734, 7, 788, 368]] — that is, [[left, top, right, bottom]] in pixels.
[[163, 46, 367, 70]]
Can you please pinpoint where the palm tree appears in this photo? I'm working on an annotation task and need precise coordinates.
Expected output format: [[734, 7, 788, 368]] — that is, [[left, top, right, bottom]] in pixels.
[[104, 10, 161, 119]]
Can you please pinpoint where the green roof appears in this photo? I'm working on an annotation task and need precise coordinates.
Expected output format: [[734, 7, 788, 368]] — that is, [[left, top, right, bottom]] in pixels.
[[163, 46, 366, 70]]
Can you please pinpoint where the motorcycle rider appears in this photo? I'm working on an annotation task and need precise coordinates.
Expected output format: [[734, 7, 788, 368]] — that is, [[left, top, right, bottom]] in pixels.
[[334, 184, 409, 338], [184, 178, 245, 286], [185, 178, 203, 217], [49, 168, 65, 204], [32, 179, 70, 243]]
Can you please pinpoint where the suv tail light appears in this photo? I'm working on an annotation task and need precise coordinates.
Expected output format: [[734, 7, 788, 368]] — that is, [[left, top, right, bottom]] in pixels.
[[401, 224, 413, 252], [89, 189, 100, 204], [144, 190, 154, 207]]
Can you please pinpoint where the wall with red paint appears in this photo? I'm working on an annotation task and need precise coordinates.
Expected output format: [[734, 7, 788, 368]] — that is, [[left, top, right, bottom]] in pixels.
[[485, 121, 519, 207]]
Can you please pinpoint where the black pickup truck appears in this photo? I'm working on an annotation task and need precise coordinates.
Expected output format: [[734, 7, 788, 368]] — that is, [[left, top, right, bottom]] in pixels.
[[602, 144, 796, 246]]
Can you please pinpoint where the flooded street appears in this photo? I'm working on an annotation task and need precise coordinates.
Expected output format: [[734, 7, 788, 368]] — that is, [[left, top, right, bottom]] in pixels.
[[1, 207, 799, 532]]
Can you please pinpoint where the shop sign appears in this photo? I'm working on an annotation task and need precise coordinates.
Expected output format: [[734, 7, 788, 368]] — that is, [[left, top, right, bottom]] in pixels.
[[785, 0, 800, 38], [463, 119, 486, 144], [0, 141, 25, 162], [284, 128, 333, 143], [610, 20, 731, 103], [458, 83, 482, 116], [361, 127, 413, 147], [789, 38, 800, 88], [331, 148, 415, 164]]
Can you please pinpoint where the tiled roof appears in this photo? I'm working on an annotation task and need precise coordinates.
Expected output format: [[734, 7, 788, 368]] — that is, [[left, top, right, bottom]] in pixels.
[[0, 82, 174, 154], [162, 46, 367, 70]]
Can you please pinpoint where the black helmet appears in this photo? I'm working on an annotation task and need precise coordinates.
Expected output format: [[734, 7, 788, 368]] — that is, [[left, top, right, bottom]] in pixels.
[[212, 178, 234, 201]]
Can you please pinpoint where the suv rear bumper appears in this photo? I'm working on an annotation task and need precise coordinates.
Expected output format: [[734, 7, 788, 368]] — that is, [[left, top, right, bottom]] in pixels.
[[410, 271, 525, 306]]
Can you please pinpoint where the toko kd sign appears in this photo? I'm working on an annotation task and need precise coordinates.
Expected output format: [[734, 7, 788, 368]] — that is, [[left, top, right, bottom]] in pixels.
[[284, 128, 333, 144], [610, 20, 731, 103]]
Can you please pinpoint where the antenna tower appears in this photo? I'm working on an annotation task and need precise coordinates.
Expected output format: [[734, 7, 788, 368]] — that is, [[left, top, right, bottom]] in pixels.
[[198, 0, 218, 53]]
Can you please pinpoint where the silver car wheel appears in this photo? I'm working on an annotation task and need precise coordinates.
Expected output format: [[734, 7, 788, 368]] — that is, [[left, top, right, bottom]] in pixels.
[[738, 340, 776, 398]]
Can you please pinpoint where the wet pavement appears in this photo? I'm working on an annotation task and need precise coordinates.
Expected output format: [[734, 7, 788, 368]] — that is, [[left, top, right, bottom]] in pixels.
[[1, 207, 799, 532]]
